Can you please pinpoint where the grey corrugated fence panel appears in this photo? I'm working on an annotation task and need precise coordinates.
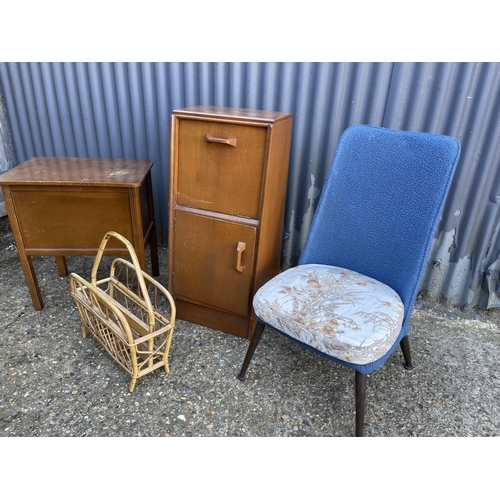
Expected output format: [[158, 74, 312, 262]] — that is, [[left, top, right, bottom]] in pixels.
[[381, 62, 500, 309], [1, 62, 500, 309]]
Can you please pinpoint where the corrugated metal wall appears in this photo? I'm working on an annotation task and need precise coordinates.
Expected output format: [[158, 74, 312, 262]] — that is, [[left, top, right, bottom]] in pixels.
[[0, 62, 499, 310]]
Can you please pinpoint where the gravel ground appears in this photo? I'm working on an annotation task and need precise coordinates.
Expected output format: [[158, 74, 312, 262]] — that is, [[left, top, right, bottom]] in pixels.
[[1, 214, 499, 438]]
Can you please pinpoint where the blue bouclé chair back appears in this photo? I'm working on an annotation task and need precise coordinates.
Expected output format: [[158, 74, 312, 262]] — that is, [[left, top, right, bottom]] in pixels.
[[299, 125, 461, 341]]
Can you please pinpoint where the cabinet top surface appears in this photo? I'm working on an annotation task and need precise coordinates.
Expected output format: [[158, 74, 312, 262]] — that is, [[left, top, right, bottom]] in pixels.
[[0, 157, 154, 187], [173, 105, 293, 123]]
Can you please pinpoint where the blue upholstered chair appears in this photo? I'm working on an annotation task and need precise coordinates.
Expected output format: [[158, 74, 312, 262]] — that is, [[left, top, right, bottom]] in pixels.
[[237, 124, 461, 436]]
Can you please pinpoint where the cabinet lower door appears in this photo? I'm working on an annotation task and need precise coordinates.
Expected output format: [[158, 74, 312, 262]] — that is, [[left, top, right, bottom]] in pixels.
[[172, 209, 257, 317]]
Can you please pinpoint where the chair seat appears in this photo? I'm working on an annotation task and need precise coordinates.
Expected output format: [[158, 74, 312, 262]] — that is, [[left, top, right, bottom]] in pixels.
[[253, 264, 405, 365]]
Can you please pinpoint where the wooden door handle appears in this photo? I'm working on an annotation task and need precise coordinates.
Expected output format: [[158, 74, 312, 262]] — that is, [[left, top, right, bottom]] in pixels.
[[236, 242, 246, 272], [206, 134, 237, 147]]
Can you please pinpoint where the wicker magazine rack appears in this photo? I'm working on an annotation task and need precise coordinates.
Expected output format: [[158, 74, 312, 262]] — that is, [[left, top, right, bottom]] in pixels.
[[69, 231, 176, 392]]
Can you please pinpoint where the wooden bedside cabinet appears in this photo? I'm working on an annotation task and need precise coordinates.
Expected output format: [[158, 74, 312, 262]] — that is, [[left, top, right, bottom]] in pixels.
[[168, 106, 293, 338], [0, 157, 158, 310]]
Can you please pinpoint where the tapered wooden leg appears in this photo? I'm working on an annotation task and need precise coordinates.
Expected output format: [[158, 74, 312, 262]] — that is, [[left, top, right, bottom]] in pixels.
[[145, 171, 159, 276], [20, 253, 44, 310], [400, 336, 414, 370], [355, 371, 367, 437], [55, 256, 68, 276], [236, 322, 265, 381], [149, 228, 159, 277]]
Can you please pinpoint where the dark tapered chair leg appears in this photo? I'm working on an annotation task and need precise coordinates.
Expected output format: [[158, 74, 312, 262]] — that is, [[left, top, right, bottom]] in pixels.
[[355, 371, 367, 437], [236, 322, 265, 381], [400, 335, 414, 370]]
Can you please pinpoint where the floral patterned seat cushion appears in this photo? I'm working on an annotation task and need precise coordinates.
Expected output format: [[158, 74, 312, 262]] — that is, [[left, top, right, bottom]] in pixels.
[[253, 264, 405, 365]]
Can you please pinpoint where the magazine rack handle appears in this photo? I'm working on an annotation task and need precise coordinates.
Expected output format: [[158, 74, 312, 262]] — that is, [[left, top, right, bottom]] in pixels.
[[91, 231, 155, 330]]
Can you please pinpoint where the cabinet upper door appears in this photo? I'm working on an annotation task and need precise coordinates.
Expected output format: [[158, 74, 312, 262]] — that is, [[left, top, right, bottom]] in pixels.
[[176, 118, 268, 219], [172, 208, 257, 317]]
